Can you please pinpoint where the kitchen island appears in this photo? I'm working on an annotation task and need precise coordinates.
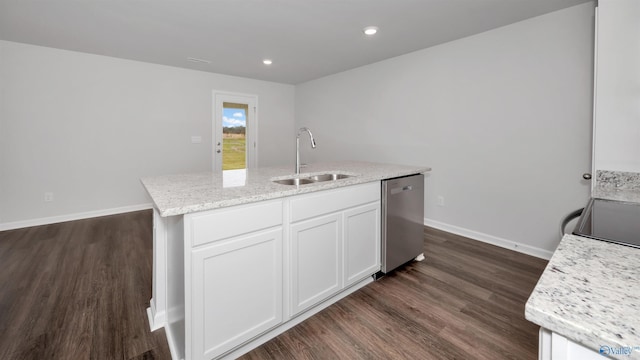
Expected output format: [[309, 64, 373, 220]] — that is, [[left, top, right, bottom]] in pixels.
[[141, 161, 430, 360]]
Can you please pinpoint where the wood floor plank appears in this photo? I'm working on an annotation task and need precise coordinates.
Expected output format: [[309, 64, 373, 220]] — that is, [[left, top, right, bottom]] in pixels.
[[0, 212, 547, 360], [0, 211, 170, 360]]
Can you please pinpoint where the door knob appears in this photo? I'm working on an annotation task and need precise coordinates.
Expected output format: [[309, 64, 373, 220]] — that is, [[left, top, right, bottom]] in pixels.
[[583, 173, 592, 180]]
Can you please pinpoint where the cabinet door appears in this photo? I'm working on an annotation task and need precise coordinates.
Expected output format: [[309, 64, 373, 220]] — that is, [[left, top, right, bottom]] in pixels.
[[191, 228, 283, 360], [343, 202, 381, 287], [290, 214, 342, 316]]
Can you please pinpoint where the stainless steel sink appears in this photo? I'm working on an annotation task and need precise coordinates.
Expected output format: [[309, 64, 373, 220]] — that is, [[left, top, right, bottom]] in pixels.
[[273, 178, 315, 186], [307, 173, 352, 182], [272, 173, 353, 186]]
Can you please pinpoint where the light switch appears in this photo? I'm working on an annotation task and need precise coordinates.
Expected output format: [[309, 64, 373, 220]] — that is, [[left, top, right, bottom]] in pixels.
[[191, 136, 202, 144]]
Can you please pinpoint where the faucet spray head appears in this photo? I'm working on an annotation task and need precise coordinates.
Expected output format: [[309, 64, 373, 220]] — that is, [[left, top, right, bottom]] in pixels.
[[298, 127, 317, 148]]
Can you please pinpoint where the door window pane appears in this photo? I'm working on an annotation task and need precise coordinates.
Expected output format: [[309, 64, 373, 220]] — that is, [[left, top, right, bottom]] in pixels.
[[222, 103, 247, 170]]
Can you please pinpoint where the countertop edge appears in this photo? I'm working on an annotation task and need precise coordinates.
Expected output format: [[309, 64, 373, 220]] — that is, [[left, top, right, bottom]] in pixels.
[[143, 163, 430, 217], [525, 234, 640, 359], [525, 298, 626, 356]]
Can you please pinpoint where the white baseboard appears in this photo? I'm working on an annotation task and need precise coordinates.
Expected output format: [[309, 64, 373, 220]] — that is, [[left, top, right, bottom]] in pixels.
[[165, 320, 183, 360], [147, 300, 166, 332], [424, 218, 553, 260], [0, 203, 153, 231]]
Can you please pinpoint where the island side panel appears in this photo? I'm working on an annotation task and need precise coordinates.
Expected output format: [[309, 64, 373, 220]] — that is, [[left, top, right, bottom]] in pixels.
[[147, 209, 187, 359], [148, 209, 167, 331], [166, 215, 186, 360]]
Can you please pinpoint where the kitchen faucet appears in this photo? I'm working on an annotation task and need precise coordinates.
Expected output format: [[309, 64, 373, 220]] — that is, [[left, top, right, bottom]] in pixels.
[[296, 127, 316, 175]]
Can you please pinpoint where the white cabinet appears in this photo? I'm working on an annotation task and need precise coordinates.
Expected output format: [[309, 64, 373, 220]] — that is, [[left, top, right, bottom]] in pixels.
[[343, 203, 380, 287], [188, 200, 283, 247], [289, 182, 380, 316], [161, 182, 382, 360], [290, 214, 342, 315], [184, 200, 284, 360], [190, 229, 283, 360]]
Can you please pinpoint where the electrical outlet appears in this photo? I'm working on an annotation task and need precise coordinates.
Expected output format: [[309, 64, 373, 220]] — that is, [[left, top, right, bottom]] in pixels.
[[437, 195, 445, 207], [44, 192, 54, 202]]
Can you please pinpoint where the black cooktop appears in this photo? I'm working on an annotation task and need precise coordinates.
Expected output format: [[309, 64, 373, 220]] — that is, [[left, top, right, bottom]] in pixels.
[[573, 198, 640, 249]]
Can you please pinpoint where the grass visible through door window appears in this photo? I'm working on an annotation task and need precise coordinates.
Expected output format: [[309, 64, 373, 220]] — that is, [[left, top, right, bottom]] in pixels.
[[222, 103, 247, 170], [222, 134, 246, 170]]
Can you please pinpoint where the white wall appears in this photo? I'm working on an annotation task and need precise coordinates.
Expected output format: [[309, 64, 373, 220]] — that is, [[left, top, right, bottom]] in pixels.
[[296, 3, 595, 256], [593, 0, 640, 173], [0, 41, 295, 227]]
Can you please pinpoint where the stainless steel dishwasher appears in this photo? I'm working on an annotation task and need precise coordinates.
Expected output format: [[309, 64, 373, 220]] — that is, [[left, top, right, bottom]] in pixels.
[[380, 173, 425, 275]]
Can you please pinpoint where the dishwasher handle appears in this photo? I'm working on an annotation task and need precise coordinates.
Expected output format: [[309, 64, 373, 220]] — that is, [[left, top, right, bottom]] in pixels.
[[390, 185, 413, 195]]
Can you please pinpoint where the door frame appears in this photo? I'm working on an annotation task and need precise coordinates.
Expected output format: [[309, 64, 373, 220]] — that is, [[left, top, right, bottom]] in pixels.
[[213, 91, 258, 172]]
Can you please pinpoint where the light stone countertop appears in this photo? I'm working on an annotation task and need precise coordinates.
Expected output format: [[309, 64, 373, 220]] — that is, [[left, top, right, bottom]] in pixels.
[[593, 187, 640, 204], [525, 234, 640, 359], [595, 170, 640, 203], [141, 161, 430, 217]]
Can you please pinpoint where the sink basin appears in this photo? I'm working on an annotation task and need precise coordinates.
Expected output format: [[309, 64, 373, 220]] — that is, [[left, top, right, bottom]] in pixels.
[[272, 173, 353, 185], [273, 178, 315, 186], [307, 173, 352, 182]]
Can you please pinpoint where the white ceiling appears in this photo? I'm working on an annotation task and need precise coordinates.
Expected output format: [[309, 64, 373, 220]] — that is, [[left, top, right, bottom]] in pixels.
[[0, 0, 592, 84]]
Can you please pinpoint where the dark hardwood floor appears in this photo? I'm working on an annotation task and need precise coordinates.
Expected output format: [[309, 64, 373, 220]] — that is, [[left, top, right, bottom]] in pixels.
[[0, 210, 170, 360], [0, 210, 547, 360]]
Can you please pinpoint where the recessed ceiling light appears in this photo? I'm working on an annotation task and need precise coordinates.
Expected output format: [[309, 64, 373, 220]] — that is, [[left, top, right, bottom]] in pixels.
[[363, 26, 378, 36], [263, 59, 273, 65]]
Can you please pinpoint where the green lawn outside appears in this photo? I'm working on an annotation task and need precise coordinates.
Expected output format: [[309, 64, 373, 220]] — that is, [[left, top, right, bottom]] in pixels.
[[222, 138, 246, 170]]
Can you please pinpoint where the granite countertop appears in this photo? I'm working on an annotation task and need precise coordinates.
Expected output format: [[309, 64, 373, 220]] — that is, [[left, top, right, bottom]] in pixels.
[[141, 161, 430, 217], [593, 187, 640, 203], [525, 234, 640, 359], [594, 170, 640, 203]]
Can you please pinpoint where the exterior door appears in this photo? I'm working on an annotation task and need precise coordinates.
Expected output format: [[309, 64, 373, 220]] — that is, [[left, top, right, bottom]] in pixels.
[[213, 92, 258, 172]]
